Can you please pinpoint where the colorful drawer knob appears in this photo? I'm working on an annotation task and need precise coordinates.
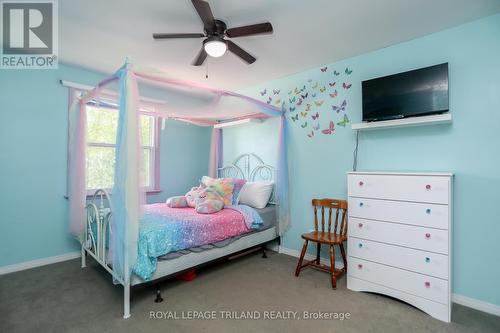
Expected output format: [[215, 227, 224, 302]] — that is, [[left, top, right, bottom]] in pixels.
[[426, 208, 432, 214], [358, 264, 363, 269], [426, 184, 432, 190], [425, 257, 431, 263], [359, 202, 364, 207], [359, 181, 364, 186], [358, 243, 363, 248], [425, 281, 431, 288], [358, 223, 363, 228], [425, 233, 431, 239]]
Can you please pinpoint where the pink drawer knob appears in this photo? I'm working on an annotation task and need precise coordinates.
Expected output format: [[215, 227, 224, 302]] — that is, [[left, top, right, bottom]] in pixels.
[[358, 223, 364, 228], [358, 264, 363, 269], [425, 184, 432, 190], [359, 181, 364, 186], [425, 281, 431, 288], [425, 233, 431, 239]]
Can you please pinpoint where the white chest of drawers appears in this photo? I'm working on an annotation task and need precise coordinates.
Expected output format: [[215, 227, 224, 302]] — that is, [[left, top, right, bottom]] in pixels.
[[347, 172, 453, 322]]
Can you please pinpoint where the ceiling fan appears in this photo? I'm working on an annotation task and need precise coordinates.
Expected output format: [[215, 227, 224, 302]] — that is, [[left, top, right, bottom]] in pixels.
[[153, 0, 273, 66]]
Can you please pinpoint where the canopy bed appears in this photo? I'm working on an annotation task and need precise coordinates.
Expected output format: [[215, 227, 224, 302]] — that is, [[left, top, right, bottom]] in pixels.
[[67, 59, 290, 318]]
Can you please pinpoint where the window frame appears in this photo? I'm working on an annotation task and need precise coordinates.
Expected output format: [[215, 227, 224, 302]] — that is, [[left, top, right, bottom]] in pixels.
[[84, 103, 161, 196]]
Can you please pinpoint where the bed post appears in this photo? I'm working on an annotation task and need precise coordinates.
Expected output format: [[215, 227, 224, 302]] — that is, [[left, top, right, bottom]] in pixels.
[[124, 281, 131, 319], [81, 245, 86, 268]]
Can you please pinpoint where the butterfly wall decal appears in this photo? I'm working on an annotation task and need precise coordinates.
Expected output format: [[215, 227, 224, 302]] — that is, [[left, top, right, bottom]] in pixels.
[[275, 98, 282, 105], [320, 86, 326, 93], [273, 89, 280, 95], [305, 104, 312, 112], [301, 112, 308, 118], [287, 89, 293, 95], [301, 122, 308, 128], [343, 82, 352, 89], [311, 92, 317, 98], [307, 131, 315, 138], [329, 82, 336, 87], [289, 106, 296, 112], [291, 114, 299, 122], [289, 96, 296, 104], [301, 92, 308, 99], [333, 70, 340, 76], [337, 114, 350, 127], [260, 88, 267, 96], [313, 123, 320, 131], [300, 85, 306, 92], [294, 87, 300, 95], [322, 121, 335, 135], [296, 98, 303, 106], [320, 66, 328, 72], [312, 112, 319, 120], [312, 82, 318, 89], [329, 90, 338, 98], [267, 97, 272, 104], [314, 100, 324, 107], [345, 67, 353, 75], [332, 100, 347, 113]]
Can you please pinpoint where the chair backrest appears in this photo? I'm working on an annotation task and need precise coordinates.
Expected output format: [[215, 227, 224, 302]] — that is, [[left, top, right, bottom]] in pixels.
[[312, 199, 348, 236]]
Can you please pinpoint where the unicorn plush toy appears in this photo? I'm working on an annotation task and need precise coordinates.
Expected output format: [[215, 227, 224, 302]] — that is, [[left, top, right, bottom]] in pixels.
[[166, 185, 224, 214]]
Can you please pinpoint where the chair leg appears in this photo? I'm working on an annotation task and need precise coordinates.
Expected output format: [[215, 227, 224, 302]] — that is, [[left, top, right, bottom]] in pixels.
[[329, 245, 337, 289], [339, 242, 347, 273], [316, 243, 321, 264], [295, 240, 309, 277]]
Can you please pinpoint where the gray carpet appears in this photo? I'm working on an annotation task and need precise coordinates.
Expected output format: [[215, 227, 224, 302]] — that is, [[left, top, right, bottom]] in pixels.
[[1, 252, 499, 333]]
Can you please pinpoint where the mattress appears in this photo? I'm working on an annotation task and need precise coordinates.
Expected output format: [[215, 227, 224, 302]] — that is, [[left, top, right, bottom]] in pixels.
[[157, 205, 277, 261]]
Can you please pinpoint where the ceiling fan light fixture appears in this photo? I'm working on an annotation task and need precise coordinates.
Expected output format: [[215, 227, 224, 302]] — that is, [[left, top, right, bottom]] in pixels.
[[203, 37, 227, 57]]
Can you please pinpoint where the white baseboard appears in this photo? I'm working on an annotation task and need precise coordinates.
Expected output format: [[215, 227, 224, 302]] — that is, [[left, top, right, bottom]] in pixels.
[[277, 245, 500, 317], [452, 294, 500, 317], [0, 251, 81, 276]]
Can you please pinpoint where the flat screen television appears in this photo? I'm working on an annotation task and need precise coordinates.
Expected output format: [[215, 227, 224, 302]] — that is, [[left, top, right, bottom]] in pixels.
[[362, 63, 449, 122]]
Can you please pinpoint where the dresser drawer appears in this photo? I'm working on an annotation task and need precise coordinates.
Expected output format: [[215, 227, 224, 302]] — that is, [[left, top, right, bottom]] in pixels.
[[349, 218, 449, 254], [348, 237, 449, 279], [348, 174, 450, 204], [348, 197, 449, 230], [348, 257, 449, 304]]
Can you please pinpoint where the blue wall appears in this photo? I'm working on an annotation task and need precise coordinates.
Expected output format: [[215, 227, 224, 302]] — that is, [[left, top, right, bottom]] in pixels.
[[226, 14, 500, 306], [0, 64, 211, 267]]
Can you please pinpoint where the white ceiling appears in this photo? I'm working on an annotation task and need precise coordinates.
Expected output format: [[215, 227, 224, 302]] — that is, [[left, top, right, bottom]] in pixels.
[[60, 0, 500, 90]]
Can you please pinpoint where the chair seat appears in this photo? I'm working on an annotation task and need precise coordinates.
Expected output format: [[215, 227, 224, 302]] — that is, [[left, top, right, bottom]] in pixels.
[[301, 231, 346, 244]]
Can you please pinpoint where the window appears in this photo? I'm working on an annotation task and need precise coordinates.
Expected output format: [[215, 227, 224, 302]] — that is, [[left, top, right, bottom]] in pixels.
[[86, 105, 158, 193]]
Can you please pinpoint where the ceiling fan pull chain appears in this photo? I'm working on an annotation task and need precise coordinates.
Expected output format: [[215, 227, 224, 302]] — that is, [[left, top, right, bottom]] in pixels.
[[205, 59, 209, 79]]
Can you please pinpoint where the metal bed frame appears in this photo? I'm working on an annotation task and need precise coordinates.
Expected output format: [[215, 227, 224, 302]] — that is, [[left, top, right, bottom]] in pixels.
[[81, 153, 278, 318]]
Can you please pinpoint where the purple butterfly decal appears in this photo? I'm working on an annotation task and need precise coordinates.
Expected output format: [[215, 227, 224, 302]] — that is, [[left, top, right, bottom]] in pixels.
[[332, 100, 347, 113], [320, 66, 328, 72], [322, 121, 335, 135], [312, 112, 319, 120], [343, 82, 352, 89], [313, 123, 320, 131], [301, 92, 308, 100]]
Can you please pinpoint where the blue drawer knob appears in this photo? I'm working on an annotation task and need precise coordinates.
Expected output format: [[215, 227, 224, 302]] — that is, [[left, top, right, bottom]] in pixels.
[[426, 208, 431, 214], [425, 257, 431, 263], [359, 202, 364, 207], [358, 243, 363, 248]]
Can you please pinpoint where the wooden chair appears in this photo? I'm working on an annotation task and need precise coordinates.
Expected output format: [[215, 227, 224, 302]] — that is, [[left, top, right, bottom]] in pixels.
[[294, 199, 348, 289]]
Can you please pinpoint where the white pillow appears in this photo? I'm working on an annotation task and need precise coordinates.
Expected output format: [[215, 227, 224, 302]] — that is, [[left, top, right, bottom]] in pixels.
[[237, 181, 274, 209]]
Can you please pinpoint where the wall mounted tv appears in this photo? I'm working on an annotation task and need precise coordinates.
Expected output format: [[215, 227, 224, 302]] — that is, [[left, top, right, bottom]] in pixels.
[[362, 63, 449, 122]]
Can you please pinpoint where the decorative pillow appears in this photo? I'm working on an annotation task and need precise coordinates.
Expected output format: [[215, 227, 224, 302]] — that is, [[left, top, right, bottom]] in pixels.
[[194, 187, 224, 214], [237, 181, 274, 209], [229, 178, 247, 205], [166, 196, 188, 208], [200, 176, 235, 206], [185, 186, 205, 208]]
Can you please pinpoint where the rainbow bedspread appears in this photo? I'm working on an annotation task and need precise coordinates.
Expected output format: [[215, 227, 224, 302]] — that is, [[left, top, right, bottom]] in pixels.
[[133, 204, 263, 280]]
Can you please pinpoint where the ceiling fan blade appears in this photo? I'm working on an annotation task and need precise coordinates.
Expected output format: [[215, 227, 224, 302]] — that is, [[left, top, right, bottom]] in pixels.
[[192, 47, 208, 66], [191, 0, 215, 31], [226, 22, 273, 38], [227, 40, 256, 64], [153, 33, 205, 39]]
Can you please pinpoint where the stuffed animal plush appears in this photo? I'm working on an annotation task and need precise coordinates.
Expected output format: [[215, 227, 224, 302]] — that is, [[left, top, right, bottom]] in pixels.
[[185, 186, 205, 208], [194, 186, 224, 214], [166, 196, 188, 208]]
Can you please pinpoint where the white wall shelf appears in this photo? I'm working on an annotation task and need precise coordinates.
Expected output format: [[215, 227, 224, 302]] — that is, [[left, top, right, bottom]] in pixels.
[[351, 113, 452, 131]]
